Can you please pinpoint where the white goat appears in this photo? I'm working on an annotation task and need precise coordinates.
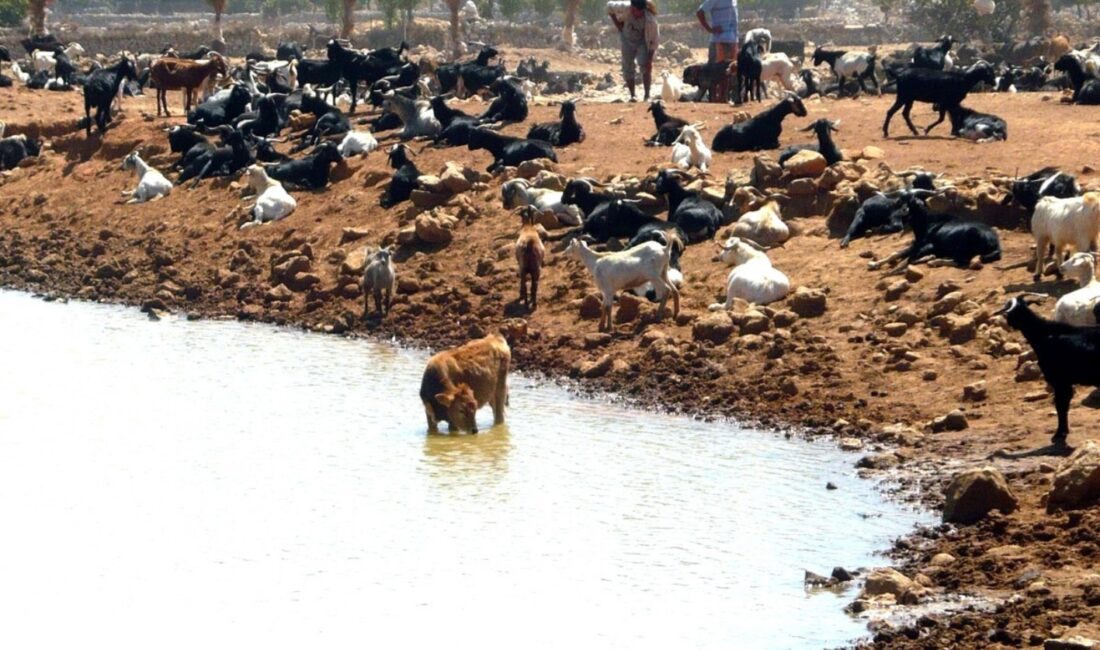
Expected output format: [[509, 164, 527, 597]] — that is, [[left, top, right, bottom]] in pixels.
[[362, 246, 396, 317], [760, 53, 798, 97], [661, 70, 683, 103], [9, 62, 29, 84], [121, 151, 172, 204], [31, 43, 85, 74], [382, 92, 441, 140], [743, 28, 773, 54], [1054, 252, 1100, 325], [1032, 192, 1100, 281], [565, 237, 680, 332], [501, 178, 582, 227], [240, 165, 296, 228], [709, 236, 791, 309], [730, 190, 790, 247], [338, 130, 379, 157], [670, 124, 711, 173]]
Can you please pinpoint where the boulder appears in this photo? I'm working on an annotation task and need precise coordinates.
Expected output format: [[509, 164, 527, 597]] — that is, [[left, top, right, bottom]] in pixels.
[[942, 466, 1018, 524], [339, 226, 371, 244], [1045, 637, 1099, 650], [751, 154, 782, 187], [414, 212, 458, 245], [788, 287, 827, 317], [693, 312, 735, 344], [439, 162, 474, 194], [517, 158, 556, 179], [861, 145, 885, 160], [861, 567, 914, 598], [580, 354, 614, 378], [784, 150, 828, 179], [1047, 439, 1100, 511], [579, 294, 603, 319]]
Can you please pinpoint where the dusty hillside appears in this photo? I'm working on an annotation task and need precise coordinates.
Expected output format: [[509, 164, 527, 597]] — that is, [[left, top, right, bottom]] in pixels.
[[1, 66, 1100, 647]]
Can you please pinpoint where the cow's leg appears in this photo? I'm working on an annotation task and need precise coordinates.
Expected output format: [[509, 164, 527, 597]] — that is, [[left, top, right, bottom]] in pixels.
[[424, 402, 440, 434]]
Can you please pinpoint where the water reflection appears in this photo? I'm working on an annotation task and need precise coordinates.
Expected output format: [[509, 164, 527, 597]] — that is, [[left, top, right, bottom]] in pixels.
[[422, 424, 513, 478]]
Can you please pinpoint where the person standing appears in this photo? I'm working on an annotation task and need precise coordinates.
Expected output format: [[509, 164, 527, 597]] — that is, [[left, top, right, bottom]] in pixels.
[[610, 0, 659, 102], [696, 0, 738, 102]]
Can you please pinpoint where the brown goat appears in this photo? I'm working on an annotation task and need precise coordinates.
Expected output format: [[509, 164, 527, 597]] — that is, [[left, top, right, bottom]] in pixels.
[[514, 206, 546, 311], [150, 52, 229, 117]]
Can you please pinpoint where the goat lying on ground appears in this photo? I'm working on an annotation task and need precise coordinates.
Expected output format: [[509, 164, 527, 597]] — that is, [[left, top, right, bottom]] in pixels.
[[239, 164, 296, 228], [709, 236, 791, 308], [868, 192, 1001, 271], [121, 150, 172, 203]]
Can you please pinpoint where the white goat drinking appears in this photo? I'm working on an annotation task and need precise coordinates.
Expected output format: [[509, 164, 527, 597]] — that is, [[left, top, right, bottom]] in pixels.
[[565, 237, 680, 332], [1054, 252, 1100, 325], [240, 164, 296, 228], [121, 151, 172, 203], [670, 124, 711, 173], [709, 236, 791, 309]]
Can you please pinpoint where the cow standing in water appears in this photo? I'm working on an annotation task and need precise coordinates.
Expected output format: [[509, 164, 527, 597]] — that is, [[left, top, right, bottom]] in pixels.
[[419, 334, 511, 434]]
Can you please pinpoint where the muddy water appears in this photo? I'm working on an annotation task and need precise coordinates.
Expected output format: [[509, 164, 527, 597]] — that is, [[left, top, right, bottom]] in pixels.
[[0, 291, 928, 649]]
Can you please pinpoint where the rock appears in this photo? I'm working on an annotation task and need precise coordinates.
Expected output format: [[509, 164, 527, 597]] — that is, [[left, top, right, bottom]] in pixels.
[[942, 466, 1018, 524], [693, 312, 735, 344], [265, 284, 293, 302], [831, 567, 855, 582], [440, 162, 474, 194], [615, 294, 642, 323], [931, 409, 969, 432], [789, 287, 827, 317], [533, 170, 566, 191], [779, 377, 799, 396], [1046, 638, 1099, 650], [930, 291, 965, 317], [788, 178, 818, 197], [930, 553, 956, 566], [579, 294, 603, 320], [1016, 362, 1043, 382], [410, 189, 450, 209], [839, 438, 864, 451], [884, 280, 910, 301], [584, 333, 612, 349], [581, 354, 614, 378], [340, 226, 371, 244], [904, 267, 925, 283], [861, 568, 914, 598], [751, 154, 782, 187], [739, 309, 770, 335], [417, 174, 445, 193], [784, 150, 828, 178], [397, 278, 420, 294], [962, 381, 988, 402], [804, 570, 832, 587], [499, 318, 528, 341], [857, 452, 898, 470], [414, 211, 457, 244], [884, 322, 908, 337], [861, 145, 885, 160], [772, 309, 798, 328], [826, 482, 838, 490], [1047, 439, 1100, 511], [396, 225, 418, 245], [517, 158, 556, 178]]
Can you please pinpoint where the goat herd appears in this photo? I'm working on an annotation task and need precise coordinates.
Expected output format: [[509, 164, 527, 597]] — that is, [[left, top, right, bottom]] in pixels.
[[3, 28, 1100, 439]]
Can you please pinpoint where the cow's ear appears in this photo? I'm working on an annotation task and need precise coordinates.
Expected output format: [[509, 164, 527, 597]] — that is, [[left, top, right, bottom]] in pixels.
[[435, 392, 454, 407]]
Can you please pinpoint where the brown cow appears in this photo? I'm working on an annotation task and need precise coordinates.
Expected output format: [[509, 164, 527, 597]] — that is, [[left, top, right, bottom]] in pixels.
[[419, 334, 510, 434], [150, 52, 229, 117]]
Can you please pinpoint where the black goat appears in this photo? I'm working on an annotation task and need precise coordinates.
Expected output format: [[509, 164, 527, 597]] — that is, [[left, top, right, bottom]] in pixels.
[[52, 46, 76, 87], [998, 294, 1100, 444], [737, 42, 764, 103], [683, 62, 731, 102], [1003, 167, 1081, 211], [653, 169, 722, 243], [22, 34, 62, 55], [937, 103, 1007, 141], [797, 69, 823, 98], [883, 61, 996, 137], [0, 45, 10, 62], [467, 127, 556, 173], [265, 141, 343, 190], [297, 58, 343, 98], [840, 173, 937, 248], [176, 128, 253, 188], [478, 77, 528, 123], [912, 35, 954, 70], [526, 101, 585, 146], [178, 45, 211, 60], [380, 144, 421, 208], [0, 134, 42, 170], [83, 56, 137, 136], [297, 92, 350, 148], [646, 100, 689, 146], [276, 42, 304, 62], [712, 94, 807, 152], [188, 84, 252, 127], [517, 57, 551, 83], [238, 95, 285, 139], [437, 45, 501, 94], [430, 95, 479, 146], [868, 193, 1001, 270], [1053, 54, 1100, 105], [326, 39, 407, 114], [779, 118, 842, 167]]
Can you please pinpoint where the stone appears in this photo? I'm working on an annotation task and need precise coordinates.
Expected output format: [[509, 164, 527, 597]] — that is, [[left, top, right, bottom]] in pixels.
[[265, 284, 293, 302], [861, 145, 885, 160], [584, 333, 612, 349], [962, 381, 988, 402], [788, 178, 818, 197], [1045, 638, 1098, 650], [417, 174, 445, 193], [884, 322, 908, 337], [772, 309, 798, 328], [517, 158, 556, 178], [397, 278, 420, 294], [1047, 440, 1100, 511], [788, 287, 827, 317], [340, 226, 371, 244], [932, 409, 969, 432], [784, 150, 828, 178], [839, 438, 864, 451], [930, 291, 965, 317], [410, 189, 450, 209], [751, 154, 782, 187], [857, 452, 898, 470], [579, 294, 603, 320], [581, 354, 614, 378], [693, 312, 735, 344], [532, 170, 566, 191], [904, 266, 925, 283], [832, 567, 855, 582], [942, 466, 1018, 524], [884, 279, 910, 301], [396, 225, 418, 245], [739, 309, 770, 335], [861, 568, 914, 598], [930, 553, 956, 566], [440, 162, 474, 194], [1016, 361, 1043, 382], [779, 377, 799, 396], [414, 212, 457, 244], [615, 294, 642, 323]]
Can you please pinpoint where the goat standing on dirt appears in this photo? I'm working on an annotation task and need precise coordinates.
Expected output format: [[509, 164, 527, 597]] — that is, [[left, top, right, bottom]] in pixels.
[[362, 246, 396, 318], [514, 207, 546, 311], [150, 53, 229, 117]]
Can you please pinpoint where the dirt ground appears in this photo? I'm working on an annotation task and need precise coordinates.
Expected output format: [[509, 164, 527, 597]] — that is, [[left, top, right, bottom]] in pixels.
[[2, 47, 1100, 647]]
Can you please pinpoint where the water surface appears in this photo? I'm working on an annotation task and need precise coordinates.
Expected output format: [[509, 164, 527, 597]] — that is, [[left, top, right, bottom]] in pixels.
[[0, 291, 927, 649]]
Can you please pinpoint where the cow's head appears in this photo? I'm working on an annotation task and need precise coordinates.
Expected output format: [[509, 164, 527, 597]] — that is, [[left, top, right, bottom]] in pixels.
[[435, 383, 479, 433]]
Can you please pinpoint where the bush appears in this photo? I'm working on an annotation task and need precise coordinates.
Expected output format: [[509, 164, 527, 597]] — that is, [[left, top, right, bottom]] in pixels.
[[906, 0, 1025, 41], [0, 0, 25, 28]]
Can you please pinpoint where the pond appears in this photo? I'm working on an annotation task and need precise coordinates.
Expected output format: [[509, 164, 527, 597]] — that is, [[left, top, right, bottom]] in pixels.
[[0, 290, 928, 649]]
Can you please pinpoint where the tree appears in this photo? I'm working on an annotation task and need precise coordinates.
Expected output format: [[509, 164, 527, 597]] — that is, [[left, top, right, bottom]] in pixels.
[[1025, 0, 1053, 35], [873, 0, 903, 25], [27, 0, 53, 35], [445, 0, 461, 59], [341, 0, 359, 38], [206, 0, 228, 41], [562, 0, 580, 48]]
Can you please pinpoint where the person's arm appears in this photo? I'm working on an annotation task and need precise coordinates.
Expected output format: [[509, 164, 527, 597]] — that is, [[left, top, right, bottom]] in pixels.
[[696, 9, 716, 34], [610, 12, 624, 31]]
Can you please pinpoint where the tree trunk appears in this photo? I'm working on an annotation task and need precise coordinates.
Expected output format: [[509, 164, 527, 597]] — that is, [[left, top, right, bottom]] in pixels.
[[1025, 0, 1053, 36], [563, 0, 579, 49], [446, 0, 461, 60], [215, 10, 224, 41], [342, 0, 356, 39], [28, 0, 48, 36]]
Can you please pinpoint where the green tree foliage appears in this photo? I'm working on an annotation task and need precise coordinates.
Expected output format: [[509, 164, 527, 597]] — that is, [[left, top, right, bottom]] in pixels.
[[0, 0, 25, 28], [907, 0, 1024, 41]]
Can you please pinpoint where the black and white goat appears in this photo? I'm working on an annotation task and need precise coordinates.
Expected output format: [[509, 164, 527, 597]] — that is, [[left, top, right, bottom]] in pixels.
[[883, 61, 996, 137], [912, 35, 955, 71], [1054, 53, 1100, 104], [653, 169, 722, 243], [938, 103, 1007, 142], [646, 100, 689, 146]]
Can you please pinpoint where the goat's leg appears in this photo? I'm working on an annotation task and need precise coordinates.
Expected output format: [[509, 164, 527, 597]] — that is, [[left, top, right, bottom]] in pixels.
[[361, 285, 371, 319], [530, 269, 540, 311], [900, 103, 920, 136], [924, 108, 947, 135], [1034, 236, 1048, 281], [518, 271, 528, 307], [190, 160, 216, 189], [867, 245, 912, 270], [384, 287, 392, 314], [882, 98, 903, 137], [1053, 384, 1073, 442]]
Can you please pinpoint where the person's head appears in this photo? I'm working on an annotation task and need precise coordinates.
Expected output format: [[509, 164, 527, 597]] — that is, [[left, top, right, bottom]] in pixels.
[[630, 0, 645, 17]]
